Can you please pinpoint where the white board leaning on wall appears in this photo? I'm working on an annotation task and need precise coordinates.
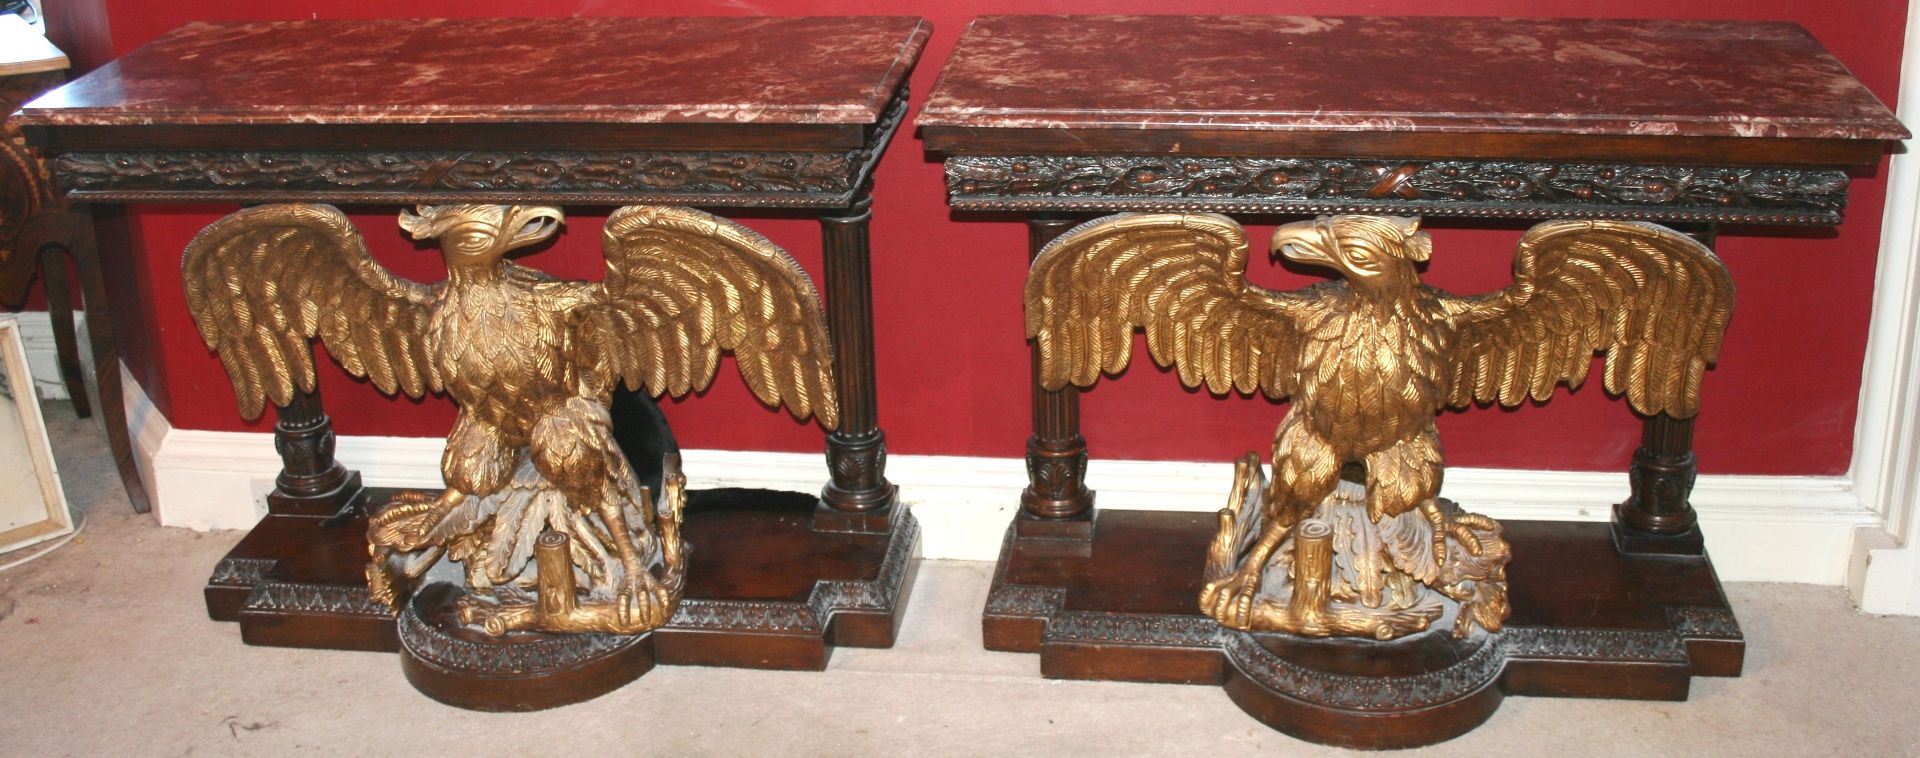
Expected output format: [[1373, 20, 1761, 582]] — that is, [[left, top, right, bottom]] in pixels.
[[0, 314, 72, 554]]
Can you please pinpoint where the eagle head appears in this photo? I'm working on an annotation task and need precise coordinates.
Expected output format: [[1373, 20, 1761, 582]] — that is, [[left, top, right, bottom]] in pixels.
[[1270, 215, 1430, 293], [400, 204, 565, 265]]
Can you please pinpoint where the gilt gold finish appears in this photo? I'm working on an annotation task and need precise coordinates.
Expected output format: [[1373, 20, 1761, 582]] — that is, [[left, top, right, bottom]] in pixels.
[[1026, 213, 1733, 639], [183, 203, 839, 635]]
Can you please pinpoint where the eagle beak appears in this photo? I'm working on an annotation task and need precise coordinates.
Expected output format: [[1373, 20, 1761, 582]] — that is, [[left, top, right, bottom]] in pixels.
[[1270, 218, 1336, 269], [503, 206, 565, 252]]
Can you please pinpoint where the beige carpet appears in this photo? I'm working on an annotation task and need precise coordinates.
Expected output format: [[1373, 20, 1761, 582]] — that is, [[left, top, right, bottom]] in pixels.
[[3, 404, 1918, 756]]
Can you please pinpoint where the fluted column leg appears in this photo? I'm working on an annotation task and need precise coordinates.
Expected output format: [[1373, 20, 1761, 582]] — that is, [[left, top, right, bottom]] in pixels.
[[1613, 223, 1714, 555], [817, 191, 897, 531], [1019, 215, 1094, 539], [264, 357, 362, 517]]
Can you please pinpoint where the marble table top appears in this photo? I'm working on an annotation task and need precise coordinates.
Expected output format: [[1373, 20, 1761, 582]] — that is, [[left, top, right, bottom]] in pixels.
[[921, 16, 1905, 140], [18, 16, 930, 127]]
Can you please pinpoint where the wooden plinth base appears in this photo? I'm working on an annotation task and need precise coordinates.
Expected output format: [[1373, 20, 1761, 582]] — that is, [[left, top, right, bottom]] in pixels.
[[205, 486, 919, 706], [984, 510, 1743, 749]]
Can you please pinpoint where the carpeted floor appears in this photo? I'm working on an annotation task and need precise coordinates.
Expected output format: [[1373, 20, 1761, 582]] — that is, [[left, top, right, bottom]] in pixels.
[[3, 404, 1919, 756]]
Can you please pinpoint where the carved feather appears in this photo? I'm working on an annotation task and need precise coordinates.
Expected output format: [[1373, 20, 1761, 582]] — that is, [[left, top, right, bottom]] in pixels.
[[1441, 220, 1734, 418], [595, 206, 839, 429], [1025, 213, 1313, 398], [181, 204, 440, 419]]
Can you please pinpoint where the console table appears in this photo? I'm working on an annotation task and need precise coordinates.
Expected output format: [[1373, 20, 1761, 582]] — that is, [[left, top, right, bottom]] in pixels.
[[921, 16, 1905, 747], [19, 16, 928, 705]]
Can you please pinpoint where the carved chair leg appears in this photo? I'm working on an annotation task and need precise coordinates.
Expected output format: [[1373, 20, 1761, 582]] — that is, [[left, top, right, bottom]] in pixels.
[[1019, 215, 1094, 539], [817, 191, 898, 531], [36, 243, 90, 417], [66, 207, 150, 513]]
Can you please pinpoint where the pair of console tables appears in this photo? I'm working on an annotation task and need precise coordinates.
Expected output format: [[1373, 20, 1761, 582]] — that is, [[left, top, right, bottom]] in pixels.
[[17, 12, 1905, 747]]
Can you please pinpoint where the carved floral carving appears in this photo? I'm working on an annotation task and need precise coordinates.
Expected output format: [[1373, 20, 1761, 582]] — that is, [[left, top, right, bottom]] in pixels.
[[948, 155, 1850, 224]]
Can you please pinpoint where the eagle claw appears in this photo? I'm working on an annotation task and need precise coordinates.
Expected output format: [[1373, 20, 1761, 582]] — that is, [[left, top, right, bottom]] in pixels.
[[616, 573, 674, 630], [1200, 568, 1264, 630]]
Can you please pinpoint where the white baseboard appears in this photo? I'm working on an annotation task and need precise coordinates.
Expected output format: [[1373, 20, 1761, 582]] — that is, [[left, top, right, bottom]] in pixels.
[[120, 363, 1878, 583]]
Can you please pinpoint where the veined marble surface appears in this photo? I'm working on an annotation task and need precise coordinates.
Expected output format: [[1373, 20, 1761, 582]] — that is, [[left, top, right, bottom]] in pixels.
[[920, 16, 1905, 140], [18, 16, 930, 127]]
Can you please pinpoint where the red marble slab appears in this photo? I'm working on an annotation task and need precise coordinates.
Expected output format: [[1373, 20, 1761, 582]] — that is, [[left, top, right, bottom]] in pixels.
[[921, 16, 1905, 140], [18, 16, 930, 127]]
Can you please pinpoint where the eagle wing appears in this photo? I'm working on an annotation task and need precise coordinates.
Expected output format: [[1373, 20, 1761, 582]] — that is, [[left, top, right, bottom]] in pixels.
[[594, 205, 838, 429], [182, 204, 440, 420], [1026, 213, 1315, 398], [1441, 220, 1734, 417]]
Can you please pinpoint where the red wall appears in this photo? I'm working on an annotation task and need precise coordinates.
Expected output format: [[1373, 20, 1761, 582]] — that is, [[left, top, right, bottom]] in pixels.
[[43, 0, 1908, 476]]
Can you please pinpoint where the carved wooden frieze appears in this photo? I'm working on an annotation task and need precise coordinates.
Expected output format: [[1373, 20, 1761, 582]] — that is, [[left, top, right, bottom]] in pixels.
[[49, 95, 906, 207], [1666, 606, 1743, 639], [945, 155, 1852, 225], [399, 605, 642, 673], [207, 556, 276, 587], [1220, 632, 1506, 711], [245, 581, 392, 617]]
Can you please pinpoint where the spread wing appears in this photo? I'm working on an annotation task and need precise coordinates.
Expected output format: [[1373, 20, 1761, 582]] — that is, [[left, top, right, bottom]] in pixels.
[[182, 204, 440, 420], [1026, 213, 1314, 398], [595, 205, 838, 429], [1440, 220, 1734, 417]]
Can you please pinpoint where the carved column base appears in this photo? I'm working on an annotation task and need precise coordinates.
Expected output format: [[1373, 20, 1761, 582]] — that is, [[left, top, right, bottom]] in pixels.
[[1614, 419, 1707, 556], [815, 484, 901, 535], [265, 375, 363, 517], [1014, 510, 1096, 541], [1611, 505, 1706, 556], [819, 431, 899, 533], [266, 470, 364, 517], [1018, 439, 1095, 540]]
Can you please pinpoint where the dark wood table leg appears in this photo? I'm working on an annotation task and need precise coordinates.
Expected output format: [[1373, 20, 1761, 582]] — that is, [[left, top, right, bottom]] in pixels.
[[66, 205, 149, 513], [1019, 214, 1095, 540], [35, 242, 90, 417], [1614, 413, 1706, 554], [264, 358, 362, 516], [816, 190, 898, 532], [1613, 224, 1714, 556]]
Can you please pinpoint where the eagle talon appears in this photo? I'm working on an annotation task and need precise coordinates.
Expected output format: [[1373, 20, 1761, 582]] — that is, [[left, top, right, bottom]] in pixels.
[[1200, 568, 1264, 630], [615, 573, 672, 630], [1449, 523, 1485, 556], [1420, 501, 1452, 569]]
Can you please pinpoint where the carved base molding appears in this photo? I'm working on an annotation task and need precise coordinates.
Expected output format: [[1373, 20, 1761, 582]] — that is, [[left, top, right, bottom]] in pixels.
[[983, 511, 1743, 749], [206, 485, 920, 706], [398, 583, 657, 712]]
